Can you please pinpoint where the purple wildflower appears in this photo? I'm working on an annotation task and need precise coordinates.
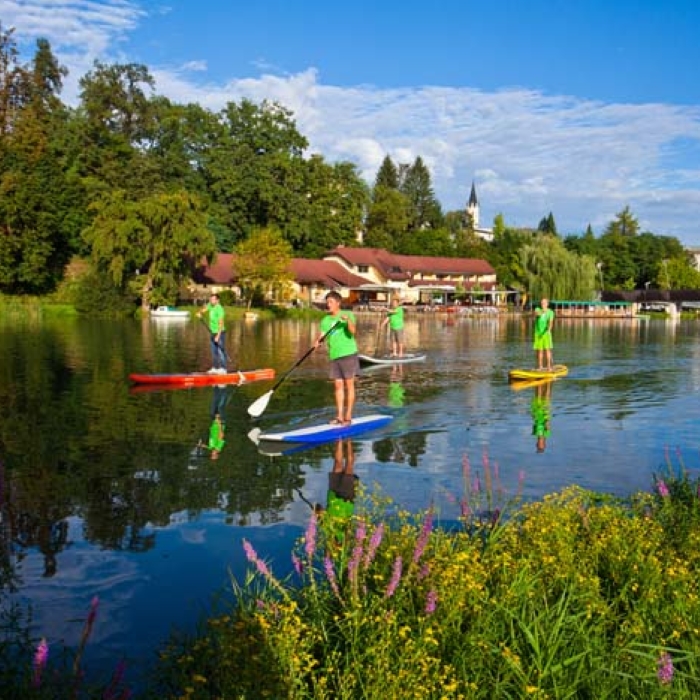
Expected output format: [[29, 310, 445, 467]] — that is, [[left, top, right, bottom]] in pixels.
[[242, 538, 257, 563], [462, 454, 471, 489], [87, 596, 99, 627], [657, 480, 670, 498], [103, 659, 128, 700], [472, 474, 481, 494], [354, 520, 367, 544], [418, 563, 430, 580], [291, 552, 303, 576], [324, 555, 342, 600], [363, 523, 384, 570], [242, 538, 270, 577], [347, 544, 363, 585], [385, 556, 403, 598], [412, 509, 434, 565], [657, 652, 674, 685], [460, 499, 471, 518], [425, 589, 438, 615], [33, 638, 48, 687], [304, 512, 318, 559]]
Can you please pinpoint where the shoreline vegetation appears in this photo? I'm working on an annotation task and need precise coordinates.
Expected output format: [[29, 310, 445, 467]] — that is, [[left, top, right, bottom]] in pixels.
[[0, 295, 693, 322], [5, 452, 700, 698]]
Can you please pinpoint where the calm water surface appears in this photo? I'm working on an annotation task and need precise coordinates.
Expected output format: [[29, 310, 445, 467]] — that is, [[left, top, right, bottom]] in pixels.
[[1, 313, 699, 687]]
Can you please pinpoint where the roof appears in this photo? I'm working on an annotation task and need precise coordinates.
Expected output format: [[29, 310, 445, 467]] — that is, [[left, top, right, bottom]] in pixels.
[[192, 253, 372, 288], [290, 259, 370, 288], [325, 246, 495, 278]]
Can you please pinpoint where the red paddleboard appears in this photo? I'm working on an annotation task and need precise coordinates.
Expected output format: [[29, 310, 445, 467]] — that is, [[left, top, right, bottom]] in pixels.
[[129, 368, 275, 388]]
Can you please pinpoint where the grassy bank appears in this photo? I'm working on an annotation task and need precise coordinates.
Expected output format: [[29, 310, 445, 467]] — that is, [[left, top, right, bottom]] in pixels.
[[7, 457, 700, 697], [142, 455, 700, 699]]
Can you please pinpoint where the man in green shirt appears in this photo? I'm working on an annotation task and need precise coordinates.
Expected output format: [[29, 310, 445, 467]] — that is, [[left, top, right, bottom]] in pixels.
[[198, 293, 227, 374], [533, 298, 555, 371], [382, 297, 405, 357], [315, 290, 359, 425]]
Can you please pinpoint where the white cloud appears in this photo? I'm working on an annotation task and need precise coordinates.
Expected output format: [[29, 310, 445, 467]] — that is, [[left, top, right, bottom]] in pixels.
[[3, 1, 700, 245]]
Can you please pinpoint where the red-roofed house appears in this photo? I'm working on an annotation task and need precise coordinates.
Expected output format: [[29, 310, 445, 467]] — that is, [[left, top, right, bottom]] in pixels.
[[189, 253, 373, 305], [189, 247, 503, 306], [323, 246, 499, 304]]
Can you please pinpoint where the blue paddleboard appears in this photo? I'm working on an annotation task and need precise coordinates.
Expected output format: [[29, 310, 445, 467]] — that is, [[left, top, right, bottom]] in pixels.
[[257, 414, 393, 445]]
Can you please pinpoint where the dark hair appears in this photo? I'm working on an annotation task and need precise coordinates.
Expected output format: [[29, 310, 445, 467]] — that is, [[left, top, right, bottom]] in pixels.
[[325, 290, 342, 303]]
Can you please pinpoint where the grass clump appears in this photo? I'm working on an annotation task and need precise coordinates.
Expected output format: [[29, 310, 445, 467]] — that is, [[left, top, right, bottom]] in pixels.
[[150, 452, 700, 699]]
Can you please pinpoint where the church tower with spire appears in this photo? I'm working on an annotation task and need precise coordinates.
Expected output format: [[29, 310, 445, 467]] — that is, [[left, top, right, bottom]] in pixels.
[[465, 180, 493, 242], [466, 181, 480, 229]]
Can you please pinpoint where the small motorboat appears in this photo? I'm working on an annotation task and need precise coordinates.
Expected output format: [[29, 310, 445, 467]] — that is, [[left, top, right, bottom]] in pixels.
[[150, 306, 190, 319]]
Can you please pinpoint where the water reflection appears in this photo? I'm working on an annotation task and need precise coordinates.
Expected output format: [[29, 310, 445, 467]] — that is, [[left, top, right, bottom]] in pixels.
[[530, 380, 553, 454], [2, 315, 700, 688]]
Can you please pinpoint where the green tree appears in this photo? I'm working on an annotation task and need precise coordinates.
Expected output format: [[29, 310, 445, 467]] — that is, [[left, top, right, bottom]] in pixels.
[[233, 227, 294, 307], [77, 62, 157, 196], [520, 235, 597, 300], [537, 212, 558, 236], [399, 156, 443, 232], [364, 186, 410, 250], [0, 36, 79, 293], [604, 205, 639, 238], [83, 190, 215, 309], [205, 99, 309, 248], [374, 155, 399, 190]]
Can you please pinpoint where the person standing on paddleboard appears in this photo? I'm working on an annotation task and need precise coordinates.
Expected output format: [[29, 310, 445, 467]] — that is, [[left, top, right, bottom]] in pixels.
[[533, 298, 555, 371], [198, 293, 227, 374], [382, 296, 405, 357], [314, 290, 360, 425]]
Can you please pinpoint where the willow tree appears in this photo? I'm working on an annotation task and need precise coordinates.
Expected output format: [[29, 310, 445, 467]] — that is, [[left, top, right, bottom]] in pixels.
[[83, 189, 215, 309], [520, 235, 597, 301]]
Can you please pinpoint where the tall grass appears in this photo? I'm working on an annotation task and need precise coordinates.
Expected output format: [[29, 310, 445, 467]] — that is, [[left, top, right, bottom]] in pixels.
[[152, 453, 700, 699]]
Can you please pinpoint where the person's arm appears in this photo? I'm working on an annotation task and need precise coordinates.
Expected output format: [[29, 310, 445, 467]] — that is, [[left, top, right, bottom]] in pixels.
[[342, 313, 356, 335]]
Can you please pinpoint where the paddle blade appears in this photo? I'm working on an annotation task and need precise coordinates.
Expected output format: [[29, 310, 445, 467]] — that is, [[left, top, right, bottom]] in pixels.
[[248, 390, 273, 417]]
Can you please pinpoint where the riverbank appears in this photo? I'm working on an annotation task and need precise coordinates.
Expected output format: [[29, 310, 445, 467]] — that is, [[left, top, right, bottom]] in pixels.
[[5, 459, 700, 697]]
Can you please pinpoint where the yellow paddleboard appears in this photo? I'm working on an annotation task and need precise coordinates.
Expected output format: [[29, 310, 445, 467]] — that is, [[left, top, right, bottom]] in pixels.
[[508, 364, 568, 382]]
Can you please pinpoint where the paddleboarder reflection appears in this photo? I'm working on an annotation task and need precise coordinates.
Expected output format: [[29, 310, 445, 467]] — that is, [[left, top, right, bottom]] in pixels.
[[531, 380, 553, 453], [388, 364, 405, 408], [316, 439, 358, 549]]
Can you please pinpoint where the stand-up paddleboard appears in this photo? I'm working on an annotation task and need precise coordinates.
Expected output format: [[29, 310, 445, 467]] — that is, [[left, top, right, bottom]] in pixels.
[[509, 376, 558, 392], [129, 368, 275, 387], [358, 353, 426, 367], [508, 365, 568, 382], [255, 414, 393, 446]]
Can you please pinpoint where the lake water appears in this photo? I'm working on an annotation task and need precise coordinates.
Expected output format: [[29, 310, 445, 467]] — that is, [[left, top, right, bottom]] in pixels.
[[1, 312, 699, 689]]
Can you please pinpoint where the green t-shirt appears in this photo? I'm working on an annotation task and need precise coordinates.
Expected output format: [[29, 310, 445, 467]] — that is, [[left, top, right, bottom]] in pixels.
[[388, 381, 405, 407], [320, 312, 358, 360], [531, 397, 551, 438], [388, 305, 404, 330], [534, 308, 554, 336], [208, 419, 225, 451], [206, 302, 225, 334]]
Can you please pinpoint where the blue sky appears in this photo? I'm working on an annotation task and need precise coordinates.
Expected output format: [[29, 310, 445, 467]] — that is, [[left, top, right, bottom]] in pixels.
[[1, 0, 700, 245]]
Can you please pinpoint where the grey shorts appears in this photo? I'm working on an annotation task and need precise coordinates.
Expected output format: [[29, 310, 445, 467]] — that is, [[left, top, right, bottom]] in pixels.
[[390, 328, 404, 343], [329, 353, 360, 380]]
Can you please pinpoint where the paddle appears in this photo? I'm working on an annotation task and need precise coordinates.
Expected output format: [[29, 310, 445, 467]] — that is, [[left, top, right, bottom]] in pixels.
[[247, 320, 340, 418]]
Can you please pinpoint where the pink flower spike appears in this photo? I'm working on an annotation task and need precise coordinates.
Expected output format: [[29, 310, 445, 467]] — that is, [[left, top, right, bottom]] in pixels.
[[385, 556, 403, 598], [657, 652, 674, 685], [425, 589, 438, 614], [32, 637, 49, 687], [304, 513, 318, 559], [657, 480, 670, 498]]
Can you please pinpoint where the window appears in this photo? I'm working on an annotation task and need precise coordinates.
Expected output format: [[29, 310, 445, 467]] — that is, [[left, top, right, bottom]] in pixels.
[[358, 265, 369, 273]]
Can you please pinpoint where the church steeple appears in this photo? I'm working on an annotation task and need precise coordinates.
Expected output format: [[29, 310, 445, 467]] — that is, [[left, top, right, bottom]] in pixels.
[[466, 181, 479, 228]]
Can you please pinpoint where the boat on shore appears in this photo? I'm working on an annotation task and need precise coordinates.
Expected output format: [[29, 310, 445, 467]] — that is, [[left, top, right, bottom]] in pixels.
[[150, 306, 190, 319]]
